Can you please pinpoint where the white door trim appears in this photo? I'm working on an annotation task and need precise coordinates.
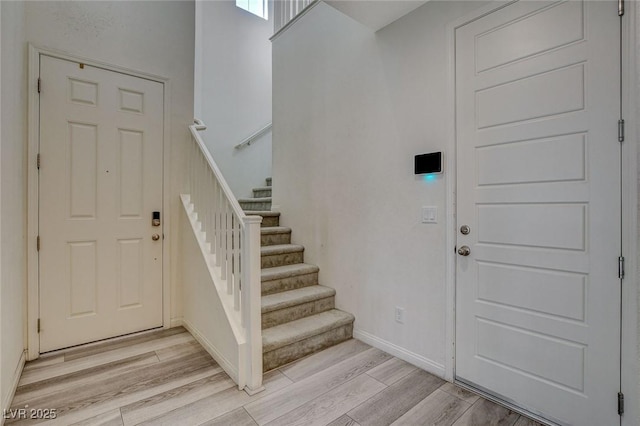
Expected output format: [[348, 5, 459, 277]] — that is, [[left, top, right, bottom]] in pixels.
[[443, 3, 638, 425], [26, 44, 173, 360]]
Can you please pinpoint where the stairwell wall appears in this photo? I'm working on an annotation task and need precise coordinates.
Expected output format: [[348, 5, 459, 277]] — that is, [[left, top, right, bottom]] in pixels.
[[272, 1, 488, 374], [195, 0, 272, 199]]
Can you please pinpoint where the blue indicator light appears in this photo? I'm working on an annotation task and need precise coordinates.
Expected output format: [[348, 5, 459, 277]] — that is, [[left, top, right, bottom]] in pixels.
[[423, 174, 436, 182]]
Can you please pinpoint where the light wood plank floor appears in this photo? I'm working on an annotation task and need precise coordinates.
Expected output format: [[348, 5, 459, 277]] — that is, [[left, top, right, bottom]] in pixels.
[[7, 327, 542, 426]]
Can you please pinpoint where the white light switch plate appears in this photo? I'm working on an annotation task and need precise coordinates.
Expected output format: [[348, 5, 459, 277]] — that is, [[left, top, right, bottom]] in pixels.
[[422, 206, 437, 223]]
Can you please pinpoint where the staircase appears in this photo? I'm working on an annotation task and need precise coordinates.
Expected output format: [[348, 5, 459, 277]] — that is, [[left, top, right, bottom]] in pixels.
[[238, 178, 355, 371]]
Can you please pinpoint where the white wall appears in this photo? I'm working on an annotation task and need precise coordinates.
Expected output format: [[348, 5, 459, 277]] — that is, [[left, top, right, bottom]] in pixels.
[[1, 0, 27, 411], [24, 1, 195, 326], [272, 1, 488, 373], [196, 0, 272, 199]]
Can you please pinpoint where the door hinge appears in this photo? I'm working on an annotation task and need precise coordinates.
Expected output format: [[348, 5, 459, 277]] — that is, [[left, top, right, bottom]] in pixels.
[[37, 77, 41, 93], [619, 256, 625, 279], [37, 318, 41, 333], [37, 153, 41, 170], [618, 119, 625, 142], [619, 0, 624, 16], [37, 236, 40, 252], [618, 392, 624, 415]]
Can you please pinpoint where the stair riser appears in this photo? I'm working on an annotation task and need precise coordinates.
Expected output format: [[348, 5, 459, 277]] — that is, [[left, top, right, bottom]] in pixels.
[[262, 296, 335, 329], [240, 201, 272, 211], [262, 272, 319, 295], [261, 251, 303, 268], [263, 323, 354, 371], [260, 216, 279, 227], [253, 189, 272, 198], [261, 232, 291, 246]]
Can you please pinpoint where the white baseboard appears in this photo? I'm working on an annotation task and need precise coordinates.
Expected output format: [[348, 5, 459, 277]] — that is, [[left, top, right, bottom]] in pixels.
[[170, 318, 184, 328], [2, 350, 26, 426], [181, 319, 239, 385], [353, 329, 445, 378]]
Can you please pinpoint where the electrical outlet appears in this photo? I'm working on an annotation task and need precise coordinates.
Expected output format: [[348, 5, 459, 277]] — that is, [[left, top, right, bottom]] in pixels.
[[395, 307, 405, 324]]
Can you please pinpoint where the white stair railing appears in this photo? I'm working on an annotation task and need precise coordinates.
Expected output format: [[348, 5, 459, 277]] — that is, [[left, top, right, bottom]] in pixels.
[[234, 123, 272, 150], [273, 0, 318, 37], [181, 120, 263, 393]]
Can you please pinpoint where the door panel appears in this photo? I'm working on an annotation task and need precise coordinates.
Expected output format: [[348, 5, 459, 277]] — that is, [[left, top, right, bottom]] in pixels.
[[475, 1, 584, 73], [39, 55, 164, 352], [455, 2, 620, 425]]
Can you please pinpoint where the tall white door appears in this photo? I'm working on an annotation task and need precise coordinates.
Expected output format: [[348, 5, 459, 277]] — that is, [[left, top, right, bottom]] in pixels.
[[39, 55, 164, 352], [455, 2, 620, 425]]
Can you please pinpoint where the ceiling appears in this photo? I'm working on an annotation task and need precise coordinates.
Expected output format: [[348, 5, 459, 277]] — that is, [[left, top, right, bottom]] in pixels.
[[324, 0, 429, 31]]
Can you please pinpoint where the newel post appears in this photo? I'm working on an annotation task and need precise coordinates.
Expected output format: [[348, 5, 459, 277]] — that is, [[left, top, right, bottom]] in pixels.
[[242, 215, 264, 394]]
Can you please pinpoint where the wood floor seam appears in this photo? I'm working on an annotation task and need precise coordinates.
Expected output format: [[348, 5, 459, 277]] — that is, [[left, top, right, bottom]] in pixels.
[[243, 405, 261, 425]]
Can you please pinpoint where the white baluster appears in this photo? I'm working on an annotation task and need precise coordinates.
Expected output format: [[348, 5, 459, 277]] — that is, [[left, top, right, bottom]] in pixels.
[[209, 171, 215, 247], [194, 154, 201, 214], [215, 184, 223, 267], [204, 168, 212, 241], [233, 217, 241, 311], [226, 203, 233, 292], [187, 139, 192, 196], [212, 181, 220, 260], [221, 203, 228, 281]]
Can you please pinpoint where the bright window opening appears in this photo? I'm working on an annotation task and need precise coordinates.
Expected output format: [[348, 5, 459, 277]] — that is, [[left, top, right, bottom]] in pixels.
[[236, 0, 268, 20]]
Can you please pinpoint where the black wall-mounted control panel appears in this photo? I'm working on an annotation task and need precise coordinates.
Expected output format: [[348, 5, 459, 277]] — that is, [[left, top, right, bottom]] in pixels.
[[414, 152, 443, 174]]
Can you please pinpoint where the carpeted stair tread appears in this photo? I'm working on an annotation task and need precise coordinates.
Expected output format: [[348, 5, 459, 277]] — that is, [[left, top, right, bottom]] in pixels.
[[248, 210, 280, 217], [240, 197, 272, 212], [262, 285, 336, 314], [248, 211, 280, 227], [266, 177, 272, 186], [261, 244, 304, 268], [262, 309, 355, 353], [253, 187, 272, 197], [238, 197, 272, 203], [250, 211, 280, 217], [261, 263, 319, 281], [261, 244, 304, 256], [261, 226, 292, 246], [261, 226, 291, 235], [261, 263, 320, 295]]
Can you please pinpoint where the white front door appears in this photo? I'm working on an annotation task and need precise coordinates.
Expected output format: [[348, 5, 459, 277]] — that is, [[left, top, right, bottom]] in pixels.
[[455, 2, 620, 425], [39, 55, 164, 352]]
